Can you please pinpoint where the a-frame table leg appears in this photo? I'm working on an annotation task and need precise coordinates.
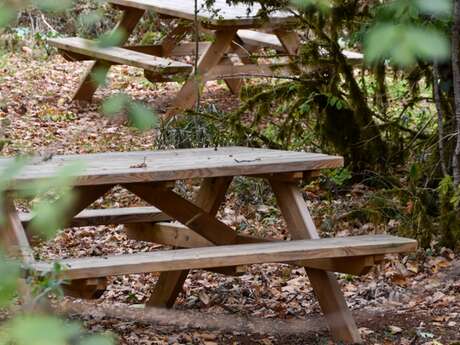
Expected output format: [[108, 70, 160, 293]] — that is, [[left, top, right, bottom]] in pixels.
[[168, 29, 237, 114], [146, 177, 232, 307], [0, 197, 34, 264], [273, 29, 301, 75], [73, 7, 145, 102], [25, 184, 114, 241], [0, 197, 35, 305], [269, 180, 362, 344]]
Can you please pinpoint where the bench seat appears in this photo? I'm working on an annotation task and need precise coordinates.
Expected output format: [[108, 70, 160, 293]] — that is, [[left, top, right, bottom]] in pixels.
[[48, 37, 192, 75], [20, 206, 170, 227], [32, 234, 416, 280], [237, 29, 364, 64]]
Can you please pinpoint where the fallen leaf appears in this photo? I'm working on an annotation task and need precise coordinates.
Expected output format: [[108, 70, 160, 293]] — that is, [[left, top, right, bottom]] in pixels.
[[388, 325, 402, 334]]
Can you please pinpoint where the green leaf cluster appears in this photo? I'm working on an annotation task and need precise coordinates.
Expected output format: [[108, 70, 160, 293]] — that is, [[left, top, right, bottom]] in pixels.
[[102, 93, 158, 131]]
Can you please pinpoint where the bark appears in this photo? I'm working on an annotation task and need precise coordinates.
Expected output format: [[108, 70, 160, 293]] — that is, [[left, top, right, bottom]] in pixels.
[[452, 0, 460, 186], [433, 62, 448, 176]]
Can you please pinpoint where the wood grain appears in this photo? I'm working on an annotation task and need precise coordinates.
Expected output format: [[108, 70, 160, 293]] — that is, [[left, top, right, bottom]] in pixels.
[[20, 206, 171, 227], [72, 7, 145, 101], [270, 180, 362, 343], [170, 29, 237, 112], [31, 235, 417, 280], [48, 37, 192, 73], [0, 147, 343, 189], [108, 0, 296, 27], [146, 177, 232, 307], [0, 198, 34, 263], [125, 222, 382, 275]]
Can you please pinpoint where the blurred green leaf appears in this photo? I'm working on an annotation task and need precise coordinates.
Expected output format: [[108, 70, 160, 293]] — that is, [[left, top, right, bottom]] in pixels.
[[0, 157, 28, 190], [97, 29, 126, 48], [0, 6, 16, 28], [102, 93, 130, 115], [0, 315, 81, 345], [26, 162, 84, 239], [416, 0, 452, 17], [90, 66, 109, 86], [128, 102, 158, 131], [290, 0, 331, 12], [32, 0, 74, 13], [365, 23, 449, 66], [0, 253, 20, 307], [78, 10, 104, 27]]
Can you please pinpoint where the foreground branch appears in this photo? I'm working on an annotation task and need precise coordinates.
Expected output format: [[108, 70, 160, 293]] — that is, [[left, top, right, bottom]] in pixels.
[[452, 0, 460, 186]]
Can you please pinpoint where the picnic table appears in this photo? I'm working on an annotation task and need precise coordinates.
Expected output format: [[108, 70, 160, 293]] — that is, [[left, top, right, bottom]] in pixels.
[[0, 146, 416, 343], [48, 0, 362, 113]]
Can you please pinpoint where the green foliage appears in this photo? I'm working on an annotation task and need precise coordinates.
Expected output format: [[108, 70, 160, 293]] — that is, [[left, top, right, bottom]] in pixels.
[[290, 0, 331, 13], [325, 167, 352, 187], [365, 24, 449, 66], [0, 314, 113, 345], [364, 0, 451, 66], [0, 6, 16, 27], [156, 110, 232, 149], [356, 165, 460, 249], [102, 93, 158, 131], [97, 28, 126, 47], [0, 252, 21, 307], [0, 158, 114, 345]]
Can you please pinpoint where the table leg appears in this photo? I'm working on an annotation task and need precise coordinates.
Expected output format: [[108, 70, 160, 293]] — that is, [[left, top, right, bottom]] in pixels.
[[168, 29, 237, 114], [134, 177, 232, 307], [73, 7, 145, 102], [221, 36, 256, 95], [0, 197, 34, 264], [25, 184, 114, 241], [273, 30, 301, 74], [25, 184, 113, 299], [269, 180, 362, 343], [0, 197, 35, 306]]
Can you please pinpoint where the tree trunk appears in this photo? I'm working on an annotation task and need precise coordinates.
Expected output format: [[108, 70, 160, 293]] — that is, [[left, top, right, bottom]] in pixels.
[[433, 62, 448, 176], [452, 0, 460, 186]]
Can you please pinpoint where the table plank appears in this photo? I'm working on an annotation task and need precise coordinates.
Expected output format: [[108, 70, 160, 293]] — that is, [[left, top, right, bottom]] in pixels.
[[0, 147, 343, 187], [108, 0, 296, 27]]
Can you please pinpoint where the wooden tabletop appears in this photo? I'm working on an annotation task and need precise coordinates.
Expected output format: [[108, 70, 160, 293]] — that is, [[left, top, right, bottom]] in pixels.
[[0, 147, 343, 187], [108, 0, 296, 27]]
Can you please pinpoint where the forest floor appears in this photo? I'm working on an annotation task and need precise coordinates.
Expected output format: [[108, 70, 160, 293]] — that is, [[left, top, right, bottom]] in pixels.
[[0, 52, 459, 345]]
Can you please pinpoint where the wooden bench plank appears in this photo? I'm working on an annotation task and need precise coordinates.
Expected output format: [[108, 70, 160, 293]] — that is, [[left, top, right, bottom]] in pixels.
[[48, 37, 192, 74], [237, 29, 364, 63], [32, 235, 417, 280], [0, 147, 343, 188], [20, 207, 171, 227], [126, 222, 382, 275]]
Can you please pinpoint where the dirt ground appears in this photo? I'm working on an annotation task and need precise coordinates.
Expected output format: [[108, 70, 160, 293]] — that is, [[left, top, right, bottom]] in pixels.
[[0, 53, 459, 344]]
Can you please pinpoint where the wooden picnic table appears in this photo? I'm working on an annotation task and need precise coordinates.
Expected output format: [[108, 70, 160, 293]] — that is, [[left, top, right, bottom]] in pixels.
[[48, 0, 300, 113], [48, 0, 364, 114], [0, 146, 416, 343]]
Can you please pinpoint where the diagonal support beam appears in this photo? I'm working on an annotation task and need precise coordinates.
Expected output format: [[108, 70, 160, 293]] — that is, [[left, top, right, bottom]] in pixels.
[[124, 181, 237, 245], [124, 178, 233, 308], [168, 29, 237, 114]]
